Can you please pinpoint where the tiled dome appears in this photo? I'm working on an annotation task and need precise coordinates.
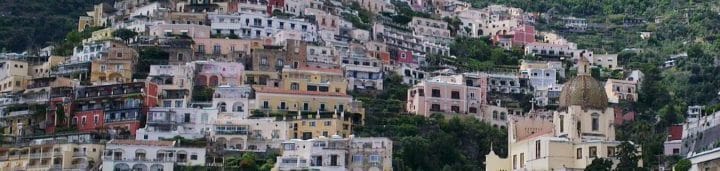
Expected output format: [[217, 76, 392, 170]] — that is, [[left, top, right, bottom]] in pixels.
[[559, 56, 608, 110]]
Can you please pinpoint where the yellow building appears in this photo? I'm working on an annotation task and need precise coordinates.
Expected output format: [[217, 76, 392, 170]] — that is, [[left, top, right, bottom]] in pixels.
[[85, 27, 117, 43], [78, 3, 111, 32], [0, 140, 104, 171], [252, 86, 364, 139], [485, 57, 642, 170], [0, 60, 31, 93], [280, 66, 347, 94], [89, 41, 138, 84]]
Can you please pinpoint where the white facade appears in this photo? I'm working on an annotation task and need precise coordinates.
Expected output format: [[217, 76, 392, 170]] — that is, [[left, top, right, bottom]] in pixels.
[[210, 13, 317, 42], [149, 65, 195, 108], [212, 117, 291, 152], [307, 45, 339, 68], [275, 136, 393, 171], [395, 64, 427, 85], [102, 140, 207, 171], [136, 107, 219, 140], [212, 85, 254, 118], [520, 60, 562, 91]]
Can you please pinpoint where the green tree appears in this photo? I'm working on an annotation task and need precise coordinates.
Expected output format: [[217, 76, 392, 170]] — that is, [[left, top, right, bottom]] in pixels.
[[585, 158, 613, 171], [112, 28, 138, 43], [615, 142, 641, 171], [673, 159, 691, 171], [240, 153, 258, 170]]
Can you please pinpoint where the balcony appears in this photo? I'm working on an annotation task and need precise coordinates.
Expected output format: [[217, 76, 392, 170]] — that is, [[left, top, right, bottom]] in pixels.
[[102, 156, 176, 163], [29, 153, 52, 158], [73, 152, 87, 157]]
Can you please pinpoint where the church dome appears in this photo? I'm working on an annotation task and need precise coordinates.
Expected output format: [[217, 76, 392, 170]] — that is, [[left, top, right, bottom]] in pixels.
[[559, 56, 608, 110]]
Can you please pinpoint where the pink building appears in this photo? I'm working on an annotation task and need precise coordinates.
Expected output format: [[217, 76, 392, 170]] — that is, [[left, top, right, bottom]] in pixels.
[[195, 62, 245, 87], [406, 73, 487, 117], [193, 38, 265, 56], [511, 25, 535, 47], [394, 49, 414, 64]]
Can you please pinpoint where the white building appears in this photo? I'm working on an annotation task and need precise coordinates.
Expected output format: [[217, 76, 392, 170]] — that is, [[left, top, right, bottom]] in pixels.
[[210, 12, 317, 42], [212, 117, 291, 152], [341, 44, 384, 90], [592, 54, 620, 70], [102, 140, 207, 171], [307, 45, 339, 69], [212, 85, 254, 118], [274, 136, 393, 171], [519, 60, 562, 91], [148, 65, 195, 108], [395, 64, 427, 85], [136, 107, 219, 140]]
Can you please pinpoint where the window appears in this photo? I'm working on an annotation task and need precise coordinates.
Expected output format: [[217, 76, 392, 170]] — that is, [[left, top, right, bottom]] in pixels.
[[320, 104, 326, 111], [520, 153, 524, 168], [303, 103, 309, 111], [81, 117, 87, 125], [589, 146, 597, 158], [184, 113, 191, 123], [307, 85, 317, 91], [352, 155, 363, 163], [324, 121, 331, 126], [591, 113, 600, 131], [263, 101, 269, 109], [559, 115, 565, 133], [513, 155, 517, 169], [94, 115, 99, 124], [577, 148, 582, 159], [177, 53, 184, 61], [143, 135, 148, 139], [213, 45, 221, 54], [191, 155, 198, 160], [451, 106, 460, 113], [260, 57, 268, 65], [431, 89, 441, 97], [418, 89, 424, 96], [291, 83, 299, 90], [469, 107, 477, 113], [451, 91, 460, 99], [672, 148, 679, 155], [175, 101, 183, 108], [535, 140, 541, 159], [369, 155, 381, 163], [607, 147, 616, 157], [198, 44, 205, 53], [430, 104, 441, 112], [309, 122, 316, 127]]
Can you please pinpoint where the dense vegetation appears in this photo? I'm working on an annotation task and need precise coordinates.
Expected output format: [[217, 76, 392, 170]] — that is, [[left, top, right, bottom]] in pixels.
[[0, 0, 110, 52], [353, 75, 508, 170]]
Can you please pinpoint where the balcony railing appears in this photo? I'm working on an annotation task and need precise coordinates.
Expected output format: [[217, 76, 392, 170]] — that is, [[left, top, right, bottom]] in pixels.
[[102, 156, 176, 163], [105, 117, 141, 123], [73, 152, 87, 157]]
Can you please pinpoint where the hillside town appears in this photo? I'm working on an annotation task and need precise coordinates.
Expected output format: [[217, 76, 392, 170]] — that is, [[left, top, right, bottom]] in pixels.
[[0, 0, 718, 171]]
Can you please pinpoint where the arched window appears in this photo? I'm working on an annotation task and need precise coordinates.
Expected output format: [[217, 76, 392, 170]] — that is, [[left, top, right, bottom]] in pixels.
[[218, 102, 227, 112], [492, 111, 498, 119]]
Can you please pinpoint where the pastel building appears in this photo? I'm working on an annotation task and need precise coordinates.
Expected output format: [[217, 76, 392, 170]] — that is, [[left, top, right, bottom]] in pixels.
[[149, 24, 212, 39], [148, 65, 194, 108], [194, 61, 245, 87], [136, 107, 219, 140], [604, 79, 638, 103], [408, 17, 452, 43], [0, 135, 105, 171], [102, 140, 207, 171], [212, 85, 254, 119], [274, 136, 393, 171], [519, 60, 563, 91], [210, 12, 317, 42], [193, 38, 265, 61], [211, 117, 290, 152], [341, 44, 384, 90], [485, 57, 641, 171], [406, 74, 487, 117], [73, 82, 158, 136]]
